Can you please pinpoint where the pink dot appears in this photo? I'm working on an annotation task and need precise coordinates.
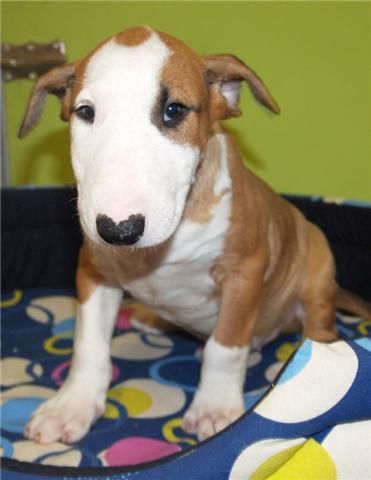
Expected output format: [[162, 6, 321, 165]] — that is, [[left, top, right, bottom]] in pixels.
[[51, 360, 70, 386], [104, 437, 181, 466], [116, 308, 134, 330], [111, 363, 120, 383], [52, 361, 120, 386]]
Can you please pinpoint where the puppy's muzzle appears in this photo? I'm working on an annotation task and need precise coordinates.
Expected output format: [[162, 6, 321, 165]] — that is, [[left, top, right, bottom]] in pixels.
[[96, 213, 145, 246]]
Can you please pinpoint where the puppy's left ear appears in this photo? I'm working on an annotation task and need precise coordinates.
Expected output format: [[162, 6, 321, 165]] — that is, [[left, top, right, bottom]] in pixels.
[[18, 62, 76, 139], [203, 54, 280, 122]]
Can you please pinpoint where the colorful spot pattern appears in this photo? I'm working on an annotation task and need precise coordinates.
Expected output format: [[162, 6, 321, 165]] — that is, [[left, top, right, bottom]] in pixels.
[[1, 290, 370, 479]]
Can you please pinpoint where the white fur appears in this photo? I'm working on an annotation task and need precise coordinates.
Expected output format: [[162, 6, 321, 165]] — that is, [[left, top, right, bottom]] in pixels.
[[71, 32, 200, 247], [25, 285, 122, 444], [183, 336, 250, 440], [198, 336, 250, 399], [124, 134, 232, 337], [213, 133, 231, 195]]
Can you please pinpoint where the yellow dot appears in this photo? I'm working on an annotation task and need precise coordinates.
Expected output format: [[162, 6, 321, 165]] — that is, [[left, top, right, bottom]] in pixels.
[[358, 320, 371, 336], [250, 444, 303, 479], [43, 333, 73, 355], [1, 290, 22, 308], [250, 438, 337, 480], [275, 341, 300, 362], [162, 417, 197, 446], [104, 387, 152, 419]]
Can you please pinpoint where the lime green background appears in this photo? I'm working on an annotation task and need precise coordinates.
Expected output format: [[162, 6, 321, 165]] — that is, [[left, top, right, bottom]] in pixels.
[[2, 1, 371, 199]]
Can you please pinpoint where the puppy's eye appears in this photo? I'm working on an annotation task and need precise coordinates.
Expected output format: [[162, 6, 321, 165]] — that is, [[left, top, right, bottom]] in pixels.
[[163, 103, 188, 126], [75, 104, 95, 123]]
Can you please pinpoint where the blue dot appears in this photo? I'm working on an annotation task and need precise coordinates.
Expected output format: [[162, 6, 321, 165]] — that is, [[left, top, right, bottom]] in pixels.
[[1, 397, 45, 433], [52, 317, 75, 336], [277, 339, 313, 385], [355, 337, 371, 353], [0, 436, 14, 457]]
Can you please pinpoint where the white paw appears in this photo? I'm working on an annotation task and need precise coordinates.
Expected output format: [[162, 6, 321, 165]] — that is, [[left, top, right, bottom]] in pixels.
[[182, 336, 248, 440], [182, 401, 244, 441], [24, 388, 104, 444]]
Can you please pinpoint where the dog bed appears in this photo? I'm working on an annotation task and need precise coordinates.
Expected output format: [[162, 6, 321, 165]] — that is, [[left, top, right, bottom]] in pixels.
[[1, 187, 371, 479]]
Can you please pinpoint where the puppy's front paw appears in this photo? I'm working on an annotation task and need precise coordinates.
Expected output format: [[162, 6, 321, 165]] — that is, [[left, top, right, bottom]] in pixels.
[[24, 388, 104, 444], [182, 401, 244, 441]]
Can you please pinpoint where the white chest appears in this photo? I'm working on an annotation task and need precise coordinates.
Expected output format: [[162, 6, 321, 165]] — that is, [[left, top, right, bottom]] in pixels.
[[125, 190, 231, 337]]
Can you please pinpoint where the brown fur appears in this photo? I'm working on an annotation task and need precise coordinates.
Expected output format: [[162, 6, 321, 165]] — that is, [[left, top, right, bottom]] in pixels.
[[76, 243, 103, 303], [204, 54, 280, 116], [214, 134, 303, 346], [156, 31, 210, 148], [213, 133, 341, 347], [18, 63, 76, 138], [85, 238, 169, 288], [115, 26, 151, 47]]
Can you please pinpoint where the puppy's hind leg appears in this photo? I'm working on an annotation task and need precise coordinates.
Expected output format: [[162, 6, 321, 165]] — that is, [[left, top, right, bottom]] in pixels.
[[300, 225, 338, 343], [25, 245, 122, 444]]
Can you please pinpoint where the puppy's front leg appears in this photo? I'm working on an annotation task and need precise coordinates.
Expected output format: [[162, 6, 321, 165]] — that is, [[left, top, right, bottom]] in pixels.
[[183, 261, 263, 440], [25, 245, 122, 444]]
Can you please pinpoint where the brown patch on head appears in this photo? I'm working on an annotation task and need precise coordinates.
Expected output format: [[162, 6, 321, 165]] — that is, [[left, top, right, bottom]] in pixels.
[[150, 31, 211, 149], [115, 26, 152, 47]]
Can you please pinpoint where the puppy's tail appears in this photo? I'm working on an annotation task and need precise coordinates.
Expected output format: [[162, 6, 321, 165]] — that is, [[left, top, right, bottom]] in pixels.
[[336, 286, 371, 319]]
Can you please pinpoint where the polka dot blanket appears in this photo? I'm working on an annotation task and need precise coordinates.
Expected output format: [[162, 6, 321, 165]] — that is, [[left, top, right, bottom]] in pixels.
[[1, 289, 371, 479]]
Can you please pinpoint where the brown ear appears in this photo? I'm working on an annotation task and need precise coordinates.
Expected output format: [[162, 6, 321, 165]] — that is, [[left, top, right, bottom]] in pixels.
[[18, 62, 76, 139], [203, 54, 280, 121]]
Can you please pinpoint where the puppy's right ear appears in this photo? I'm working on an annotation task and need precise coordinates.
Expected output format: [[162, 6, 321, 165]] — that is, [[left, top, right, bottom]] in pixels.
[[18, 62, 76, 139]]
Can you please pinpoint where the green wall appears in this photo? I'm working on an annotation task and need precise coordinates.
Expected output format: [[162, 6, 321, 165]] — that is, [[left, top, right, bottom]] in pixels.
[[2, 1, 371, 200]]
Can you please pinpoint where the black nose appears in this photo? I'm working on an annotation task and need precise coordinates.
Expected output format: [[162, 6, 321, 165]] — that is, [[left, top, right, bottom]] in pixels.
[[96, 214, 145, 245]]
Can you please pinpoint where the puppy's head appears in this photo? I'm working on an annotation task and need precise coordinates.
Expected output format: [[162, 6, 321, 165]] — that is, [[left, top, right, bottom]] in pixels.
[[20, 26, 279, 248]]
